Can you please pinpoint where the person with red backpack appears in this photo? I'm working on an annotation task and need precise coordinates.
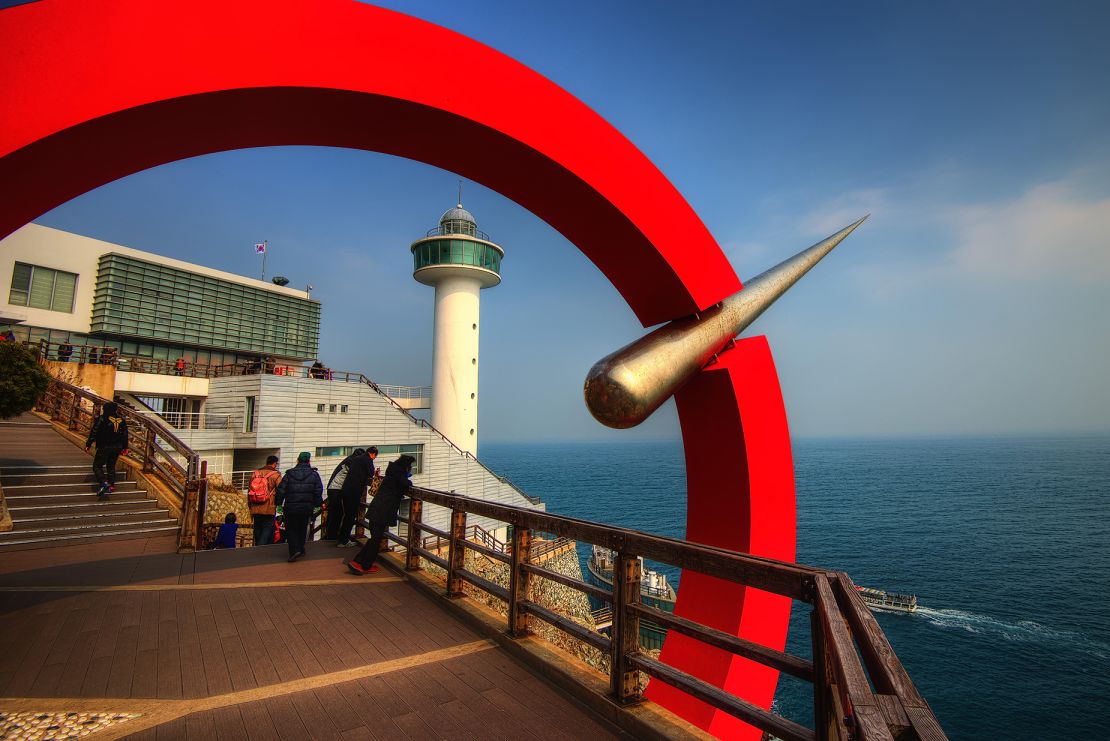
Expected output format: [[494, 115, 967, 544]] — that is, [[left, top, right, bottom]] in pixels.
[[247, 455, 281, 545]]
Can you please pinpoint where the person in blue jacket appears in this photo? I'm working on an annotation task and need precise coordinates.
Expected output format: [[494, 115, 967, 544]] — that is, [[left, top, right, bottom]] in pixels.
[[275, 452, 323, 563], [213, 512, 238, 549]]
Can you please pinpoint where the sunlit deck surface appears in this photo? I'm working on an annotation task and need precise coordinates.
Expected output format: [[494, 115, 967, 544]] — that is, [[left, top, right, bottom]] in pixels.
[[0, 539, 628, 740]]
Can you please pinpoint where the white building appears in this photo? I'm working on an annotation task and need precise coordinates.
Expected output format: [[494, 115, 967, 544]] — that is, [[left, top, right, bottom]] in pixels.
[[1, 222, 542, 536]]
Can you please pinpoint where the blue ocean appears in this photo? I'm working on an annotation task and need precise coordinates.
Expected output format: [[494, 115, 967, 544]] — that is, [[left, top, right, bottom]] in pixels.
[[482, 436, 1110, 740]]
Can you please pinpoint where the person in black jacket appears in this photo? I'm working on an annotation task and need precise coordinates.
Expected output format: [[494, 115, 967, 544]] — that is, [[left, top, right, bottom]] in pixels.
[[275, 451, 323, 562], [347, 455, 415, 575], [336, 446, 378, 548], [85, 401, 129, 500], [323, 448, 363, 540]]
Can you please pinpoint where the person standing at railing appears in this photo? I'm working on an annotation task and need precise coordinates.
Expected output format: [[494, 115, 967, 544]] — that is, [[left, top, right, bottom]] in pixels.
[[323, 447, 363, 540], [247, 455, 282, 546], [175, 356, 186, 376], [346, 454, 415, 575], [275, 452, 323, 563], [84, 401, 129, 500], [57, 342, 73, 362], [336, 446, 378, 548]]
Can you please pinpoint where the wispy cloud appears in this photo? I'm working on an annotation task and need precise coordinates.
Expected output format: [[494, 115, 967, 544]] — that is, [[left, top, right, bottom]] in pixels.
[[721, 240, 768, 274], [946, 181, 1110, 283], [801, 188, 890, 237], [791, 174, 1110, 291]]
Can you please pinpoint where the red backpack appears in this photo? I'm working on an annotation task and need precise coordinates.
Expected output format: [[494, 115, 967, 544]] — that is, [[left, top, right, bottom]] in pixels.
[[248, 469, 275, 504]]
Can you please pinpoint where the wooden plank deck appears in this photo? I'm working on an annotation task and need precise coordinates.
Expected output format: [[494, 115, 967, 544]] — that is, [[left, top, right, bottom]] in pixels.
[[0, 539, 629, 740]]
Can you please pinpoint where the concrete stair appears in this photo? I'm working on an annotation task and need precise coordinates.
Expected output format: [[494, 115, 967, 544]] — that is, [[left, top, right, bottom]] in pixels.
[[0, 416, 180, 551]]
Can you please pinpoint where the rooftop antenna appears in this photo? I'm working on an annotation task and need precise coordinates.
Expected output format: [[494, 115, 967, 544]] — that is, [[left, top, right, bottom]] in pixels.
[[457, 179, 463, 207]]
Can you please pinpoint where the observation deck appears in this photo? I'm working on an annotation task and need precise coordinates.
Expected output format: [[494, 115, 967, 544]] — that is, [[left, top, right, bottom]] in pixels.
[[4, 379, 946, 741], [410, 204, 504, 288]]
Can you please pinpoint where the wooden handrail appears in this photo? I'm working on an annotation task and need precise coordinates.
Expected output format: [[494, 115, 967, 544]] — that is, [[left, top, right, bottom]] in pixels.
[[411, 486, 814, 600], [390, 485, 945, 741]]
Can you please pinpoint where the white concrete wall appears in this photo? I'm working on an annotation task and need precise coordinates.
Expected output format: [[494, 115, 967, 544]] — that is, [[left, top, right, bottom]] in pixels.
[[193, 374, 542, 534], [0, 222, 311, 344], [1, 223, 309, 305], [0, 225, 101, 333], [198, 449, 236, 477], [115, 371, 210, 397]]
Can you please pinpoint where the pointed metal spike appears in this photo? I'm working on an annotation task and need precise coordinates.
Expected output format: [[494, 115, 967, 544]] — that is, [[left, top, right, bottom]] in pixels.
[[725, 213, 869, 335], [584, 217, 868, 428]]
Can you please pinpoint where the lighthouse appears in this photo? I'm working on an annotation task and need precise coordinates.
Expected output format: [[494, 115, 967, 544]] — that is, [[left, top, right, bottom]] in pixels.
[[411, 201, 504, 456]]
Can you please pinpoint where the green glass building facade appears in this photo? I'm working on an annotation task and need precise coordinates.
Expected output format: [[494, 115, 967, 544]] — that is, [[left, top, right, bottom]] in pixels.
[[90, 254, 320, 360]]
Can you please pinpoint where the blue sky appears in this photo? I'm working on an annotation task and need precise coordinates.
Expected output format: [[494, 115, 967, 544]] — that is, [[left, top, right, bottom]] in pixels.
[[28, 0, 1110, 441]]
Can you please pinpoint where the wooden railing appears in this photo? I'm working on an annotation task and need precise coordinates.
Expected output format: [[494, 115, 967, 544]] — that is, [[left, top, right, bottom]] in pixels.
[[33, 375, 206, 550], [378, 486, 945, 741], [418, 524, 571, 564]]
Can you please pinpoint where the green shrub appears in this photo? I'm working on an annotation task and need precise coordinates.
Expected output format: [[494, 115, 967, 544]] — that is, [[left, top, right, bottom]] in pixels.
[[0, 342, 50, 419]]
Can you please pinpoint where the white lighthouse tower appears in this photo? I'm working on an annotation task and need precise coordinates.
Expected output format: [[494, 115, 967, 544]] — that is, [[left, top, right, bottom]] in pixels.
[[410, 201, 504, 456]]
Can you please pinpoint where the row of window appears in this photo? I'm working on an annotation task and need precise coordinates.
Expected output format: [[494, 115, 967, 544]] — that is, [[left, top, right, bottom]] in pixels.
[[8, 262, 77, 313], [314, 444, 425, 474], [91, 296, 319, 322], [411, 238, 503, 273], [98, 255, 306, 294], [317, 404, 349, 414], [92, 255, 321, 357], [90, 318, 317, 345], [3, 323, 272, 367], [91, 282, 321, 316], [96, 264, 317, 309]]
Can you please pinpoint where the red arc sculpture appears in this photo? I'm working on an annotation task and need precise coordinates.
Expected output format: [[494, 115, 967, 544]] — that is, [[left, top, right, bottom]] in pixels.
[[0, 2, 795, 737]]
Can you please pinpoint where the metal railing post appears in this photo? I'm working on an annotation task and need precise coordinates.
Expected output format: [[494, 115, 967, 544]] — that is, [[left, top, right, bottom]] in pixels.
[[68, 392, 80, 430], [405, 499, 423, 571], [812, 606, 831, 741], [446, 508, 467, 598], [509, 526, 532, 636], [143, 424, 155, 473], [195, 460, 208, 550], [610, 550, 643, 703]]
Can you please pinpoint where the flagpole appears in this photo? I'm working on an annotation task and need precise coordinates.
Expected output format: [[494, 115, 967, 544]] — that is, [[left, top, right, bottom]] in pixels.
[[261, 240, 267, 281]]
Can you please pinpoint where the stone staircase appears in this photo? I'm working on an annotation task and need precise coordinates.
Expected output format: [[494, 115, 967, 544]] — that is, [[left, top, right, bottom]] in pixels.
[[0, 415, 179, 551]]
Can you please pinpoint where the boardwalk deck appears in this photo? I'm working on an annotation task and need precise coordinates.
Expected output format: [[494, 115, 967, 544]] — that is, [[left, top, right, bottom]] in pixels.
[[0, 538, 629, 740]]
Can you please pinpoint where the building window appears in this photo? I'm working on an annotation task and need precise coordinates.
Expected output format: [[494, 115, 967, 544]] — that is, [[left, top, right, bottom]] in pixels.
[[312, 443, 424, 473], [316, 403, 325, 413], [329, 404, 337, 413], [245, 396, 257, 432], [9, 262, 77, 313], [376, 444, 425, 474], [340, 405, 349, 414]]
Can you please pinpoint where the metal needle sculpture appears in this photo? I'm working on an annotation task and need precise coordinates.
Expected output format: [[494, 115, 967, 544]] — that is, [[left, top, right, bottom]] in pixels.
[[586, 217, 868, 428]]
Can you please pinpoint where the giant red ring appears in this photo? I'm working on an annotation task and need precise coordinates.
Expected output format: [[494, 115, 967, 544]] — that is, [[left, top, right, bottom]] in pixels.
[[0, 2, 796, 736]]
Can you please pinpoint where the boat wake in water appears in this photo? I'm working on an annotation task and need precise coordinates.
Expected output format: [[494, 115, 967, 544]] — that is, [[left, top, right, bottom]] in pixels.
[[913, 607, 1109, 658]]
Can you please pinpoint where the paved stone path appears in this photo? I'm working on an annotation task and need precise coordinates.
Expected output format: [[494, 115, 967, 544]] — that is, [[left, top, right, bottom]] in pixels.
[[0, 537, 626, 740]]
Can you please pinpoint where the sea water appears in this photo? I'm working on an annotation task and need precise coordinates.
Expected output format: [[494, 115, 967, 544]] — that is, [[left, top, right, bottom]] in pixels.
[[482, 435, 1110, 740]]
